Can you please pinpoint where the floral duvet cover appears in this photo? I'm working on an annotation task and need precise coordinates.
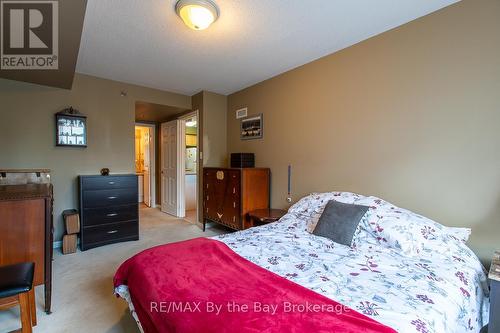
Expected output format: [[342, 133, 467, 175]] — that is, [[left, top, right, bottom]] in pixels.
[[215, 193, 489, 333]]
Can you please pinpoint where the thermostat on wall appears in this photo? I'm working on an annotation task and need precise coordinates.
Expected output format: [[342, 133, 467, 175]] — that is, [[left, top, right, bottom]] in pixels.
[[236, 107, 248, 119]]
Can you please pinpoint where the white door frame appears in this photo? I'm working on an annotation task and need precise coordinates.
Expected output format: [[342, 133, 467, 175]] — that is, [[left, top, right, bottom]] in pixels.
[[135, 122, 156, 208], [178, 110, 199, 222]]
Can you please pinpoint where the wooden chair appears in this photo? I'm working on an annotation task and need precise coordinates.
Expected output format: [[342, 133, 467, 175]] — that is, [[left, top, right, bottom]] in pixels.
[[0, 263, 37, 333]]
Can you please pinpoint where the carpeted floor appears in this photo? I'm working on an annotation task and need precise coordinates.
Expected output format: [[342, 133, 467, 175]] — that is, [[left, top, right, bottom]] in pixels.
[[0, 207, 227, 333]]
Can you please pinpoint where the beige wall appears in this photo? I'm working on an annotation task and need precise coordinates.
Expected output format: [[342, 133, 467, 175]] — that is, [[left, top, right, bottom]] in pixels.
[[202, 91, 228, 167], [192, 91, 228, 223], [0, 73, 191, 241], [227, 0, 500, 263]]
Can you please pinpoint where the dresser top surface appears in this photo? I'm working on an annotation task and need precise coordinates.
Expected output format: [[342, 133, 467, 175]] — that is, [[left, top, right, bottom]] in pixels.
[[0, 168, 51, 173], [79, 174, 137, 178], [0, 183, 52, 201], [203, 167, 270, 171]]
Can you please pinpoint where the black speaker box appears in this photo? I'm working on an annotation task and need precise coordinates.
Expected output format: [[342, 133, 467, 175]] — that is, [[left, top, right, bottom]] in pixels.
[[230, 153, 255, 168]]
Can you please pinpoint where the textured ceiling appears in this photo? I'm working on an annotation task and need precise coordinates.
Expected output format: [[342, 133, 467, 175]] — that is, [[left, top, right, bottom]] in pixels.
[[76, 0, 459, 96]]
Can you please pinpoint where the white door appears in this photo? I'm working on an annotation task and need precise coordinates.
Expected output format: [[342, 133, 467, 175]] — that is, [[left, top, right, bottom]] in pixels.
[[143, 128, 151, 207], [161, 121, 184, 216]]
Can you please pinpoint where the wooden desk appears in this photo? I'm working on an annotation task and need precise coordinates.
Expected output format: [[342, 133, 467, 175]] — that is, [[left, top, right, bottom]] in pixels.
[[0, 184, 53, 314]]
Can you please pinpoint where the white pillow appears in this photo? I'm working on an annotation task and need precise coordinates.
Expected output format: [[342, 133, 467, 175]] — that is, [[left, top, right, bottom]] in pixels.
[[356, 199, 471, 256], [290, 191, 472, 256], [446, 227, 471, 243]]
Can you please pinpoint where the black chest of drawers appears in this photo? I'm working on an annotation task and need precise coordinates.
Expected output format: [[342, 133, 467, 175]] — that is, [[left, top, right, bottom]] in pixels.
[[79, 175, 139, 250]]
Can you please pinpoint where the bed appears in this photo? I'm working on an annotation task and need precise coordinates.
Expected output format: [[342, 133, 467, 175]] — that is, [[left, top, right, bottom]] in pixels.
[[114, 192, 489, 333]]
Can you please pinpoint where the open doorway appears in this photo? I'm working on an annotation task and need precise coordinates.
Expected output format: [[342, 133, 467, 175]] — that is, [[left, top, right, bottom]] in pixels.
[[135, 101, 191, 214], [135, 101, 201, 225], [183, 113, 198, 223], [159, 110, 199, 224], [135, 124, 156, 208]]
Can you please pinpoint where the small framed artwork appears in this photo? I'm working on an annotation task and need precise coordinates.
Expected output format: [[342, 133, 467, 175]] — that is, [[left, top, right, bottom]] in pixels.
[[240, 114, 263, 140], [55, 107, 87, 147]]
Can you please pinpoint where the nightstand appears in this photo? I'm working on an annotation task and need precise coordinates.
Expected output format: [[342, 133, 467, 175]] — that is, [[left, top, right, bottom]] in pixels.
[[248, 209, 287, 226], [482, 251, 500, 333]]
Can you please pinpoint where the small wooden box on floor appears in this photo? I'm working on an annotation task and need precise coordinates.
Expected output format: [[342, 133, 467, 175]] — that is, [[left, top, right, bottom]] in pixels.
[[203, 167, 270, 230], [63, 209, 80, 235], [62, 234, 78, 254]]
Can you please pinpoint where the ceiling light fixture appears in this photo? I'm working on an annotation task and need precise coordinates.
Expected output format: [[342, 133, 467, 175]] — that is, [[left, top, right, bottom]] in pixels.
[[175, 0, 219, 31]]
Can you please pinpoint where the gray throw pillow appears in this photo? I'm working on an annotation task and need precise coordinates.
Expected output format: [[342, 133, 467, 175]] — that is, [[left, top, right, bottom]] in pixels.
[[312, 200, 369, 246]]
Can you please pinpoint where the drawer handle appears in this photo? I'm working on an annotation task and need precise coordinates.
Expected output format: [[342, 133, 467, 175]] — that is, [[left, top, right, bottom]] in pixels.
[[107, 230, 118, 234], [106, 213, 118, 217], [108, 181, 115, 185], [107, 196, 117, 199]]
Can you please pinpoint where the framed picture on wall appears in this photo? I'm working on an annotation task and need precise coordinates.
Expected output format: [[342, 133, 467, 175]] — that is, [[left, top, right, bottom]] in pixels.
[[240, 114, 263, 140], [55, 107, 87, 147]]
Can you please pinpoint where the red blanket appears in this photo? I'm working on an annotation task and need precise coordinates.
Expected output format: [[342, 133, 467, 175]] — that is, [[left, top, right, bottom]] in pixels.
[[114, 238, 396, 333]]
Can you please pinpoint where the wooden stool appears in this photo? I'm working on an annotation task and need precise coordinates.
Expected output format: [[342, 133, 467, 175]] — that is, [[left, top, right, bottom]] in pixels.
[[0, 262, 37, 333]]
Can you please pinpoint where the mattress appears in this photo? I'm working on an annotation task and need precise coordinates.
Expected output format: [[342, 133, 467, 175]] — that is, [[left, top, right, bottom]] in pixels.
[[117, 193, 489, 333]]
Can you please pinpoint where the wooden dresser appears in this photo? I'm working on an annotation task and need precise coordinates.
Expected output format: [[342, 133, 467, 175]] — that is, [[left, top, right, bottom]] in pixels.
[[79, 175, 139, 251], [203, 168, 270, 231], [0, 183, 53, 313]]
